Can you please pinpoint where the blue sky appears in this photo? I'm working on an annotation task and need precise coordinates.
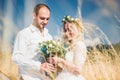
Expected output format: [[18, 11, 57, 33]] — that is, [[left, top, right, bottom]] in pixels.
[[0, 0, 120, 45], [81, 0, 120, 44]]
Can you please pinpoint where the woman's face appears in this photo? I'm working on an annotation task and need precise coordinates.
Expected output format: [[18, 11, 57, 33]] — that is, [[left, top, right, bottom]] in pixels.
[[63, 23, 77, 41]]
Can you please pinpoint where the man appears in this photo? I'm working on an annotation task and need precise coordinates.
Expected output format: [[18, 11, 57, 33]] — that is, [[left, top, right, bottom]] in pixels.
[[12, 4, 55, 80]]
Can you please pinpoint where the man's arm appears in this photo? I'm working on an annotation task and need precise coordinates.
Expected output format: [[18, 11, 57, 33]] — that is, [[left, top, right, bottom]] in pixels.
[[12, 32, 41, 75]]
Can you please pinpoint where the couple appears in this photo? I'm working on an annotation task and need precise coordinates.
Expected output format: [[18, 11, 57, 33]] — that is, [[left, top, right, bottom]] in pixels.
[[12, 4, 87, 80]]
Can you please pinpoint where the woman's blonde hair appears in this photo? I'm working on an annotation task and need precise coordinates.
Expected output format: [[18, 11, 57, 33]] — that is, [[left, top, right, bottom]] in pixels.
[[62, 16, 84, 48]]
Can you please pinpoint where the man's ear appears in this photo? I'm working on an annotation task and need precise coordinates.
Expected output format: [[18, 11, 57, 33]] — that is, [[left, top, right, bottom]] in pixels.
[[33, 13, 36, 19]]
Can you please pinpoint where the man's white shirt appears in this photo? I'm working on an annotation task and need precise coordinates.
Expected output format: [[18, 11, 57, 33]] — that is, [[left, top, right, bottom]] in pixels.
[[12, 24, 52, 80]]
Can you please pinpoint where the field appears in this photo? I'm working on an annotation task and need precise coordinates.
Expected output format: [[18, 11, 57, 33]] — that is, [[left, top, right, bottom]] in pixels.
[[0, 42, 120, 80], [82, 44, 120, 80]]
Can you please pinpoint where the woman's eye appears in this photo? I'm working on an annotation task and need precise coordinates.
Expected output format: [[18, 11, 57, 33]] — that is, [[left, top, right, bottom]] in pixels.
[[63, 29, 66, 32], [68, 28, 72, 32]]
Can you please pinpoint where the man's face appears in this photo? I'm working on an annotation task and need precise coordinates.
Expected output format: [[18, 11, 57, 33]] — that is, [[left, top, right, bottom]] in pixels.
[[34, 7, 50, 31]]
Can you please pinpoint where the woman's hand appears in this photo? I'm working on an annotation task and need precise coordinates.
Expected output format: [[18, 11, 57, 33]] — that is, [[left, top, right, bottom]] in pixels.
[[71, 65, 81, 75], [48, 56, 64, 65], [48, 57, 81, 75]]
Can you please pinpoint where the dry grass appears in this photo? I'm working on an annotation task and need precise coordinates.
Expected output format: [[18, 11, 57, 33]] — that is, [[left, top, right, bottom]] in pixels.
[[0, 41, 19, 80], [0, 40, 120, 80], [82, 46, 120, 80]]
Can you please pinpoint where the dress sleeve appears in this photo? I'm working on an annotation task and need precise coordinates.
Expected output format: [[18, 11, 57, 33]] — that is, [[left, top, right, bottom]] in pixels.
[[73, 42, 87, 66], [12, 32, 41, 75]]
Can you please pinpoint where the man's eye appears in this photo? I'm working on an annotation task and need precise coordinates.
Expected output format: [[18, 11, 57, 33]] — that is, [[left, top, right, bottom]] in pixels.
[[47, 18, 49, 20], [40, 17, 49, 20], [40, 18, 45, 20]]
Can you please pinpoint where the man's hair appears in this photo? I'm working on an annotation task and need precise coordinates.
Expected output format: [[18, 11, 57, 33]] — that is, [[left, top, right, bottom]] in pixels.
[[33, 4, 51, 15]]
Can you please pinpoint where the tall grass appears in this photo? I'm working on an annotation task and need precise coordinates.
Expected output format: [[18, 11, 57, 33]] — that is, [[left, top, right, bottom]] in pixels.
[[0, 40, 120, 80], [82, 45, 120, 80], [0, 41, 19, 80]]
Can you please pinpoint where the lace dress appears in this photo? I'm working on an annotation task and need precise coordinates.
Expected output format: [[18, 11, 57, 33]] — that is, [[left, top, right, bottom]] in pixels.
[[56, 41, 87, 80]]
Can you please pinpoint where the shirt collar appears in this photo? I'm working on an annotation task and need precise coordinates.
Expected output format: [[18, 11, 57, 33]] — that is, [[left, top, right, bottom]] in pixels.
[[29, 24, 48, 34]]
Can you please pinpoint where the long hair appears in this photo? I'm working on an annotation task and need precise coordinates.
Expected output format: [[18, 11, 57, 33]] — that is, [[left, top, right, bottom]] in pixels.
[[62, 18, 84, 49]]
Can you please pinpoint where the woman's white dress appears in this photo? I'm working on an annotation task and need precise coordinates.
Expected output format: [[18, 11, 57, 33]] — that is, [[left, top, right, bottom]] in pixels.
[[56, 41, 87, 80]]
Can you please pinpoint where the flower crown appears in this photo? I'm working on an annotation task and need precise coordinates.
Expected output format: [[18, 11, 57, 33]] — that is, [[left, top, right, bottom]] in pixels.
[[62, 15, 79, 23]]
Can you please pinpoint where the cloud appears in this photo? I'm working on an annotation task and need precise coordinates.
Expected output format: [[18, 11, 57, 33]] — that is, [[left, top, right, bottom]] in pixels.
[[85, 37, 101, 46]]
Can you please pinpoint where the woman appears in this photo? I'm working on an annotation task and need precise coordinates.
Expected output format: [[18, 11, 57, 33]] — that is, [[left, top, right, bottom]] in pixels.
[[51, 16, 87, 80]]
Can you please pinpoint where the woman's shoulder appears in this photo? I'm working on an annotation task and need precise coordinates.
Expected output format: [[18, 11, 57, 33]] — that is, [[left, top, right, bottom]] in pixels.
[[76, 41, 86, 47], [74, 41, 87, 51]]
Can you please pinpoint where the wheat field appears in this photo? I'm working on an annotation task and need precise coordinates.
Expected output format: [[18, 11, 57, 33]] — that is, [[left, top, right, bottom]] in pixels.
[[0, 41, 120, 80], [82, 45, 120, 80]]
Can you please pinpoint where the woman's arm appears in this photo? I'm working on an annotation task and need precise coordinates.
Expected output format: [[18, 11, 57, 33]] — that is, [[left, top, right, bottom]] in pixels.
[[51, 56, 81, 75], [52, 42, 87, 75]]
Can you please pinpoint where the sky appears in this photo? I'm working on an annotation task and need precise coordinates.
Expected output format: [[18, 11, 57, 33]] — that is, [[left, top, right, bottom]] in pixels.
[[0, 0, 120, 47]]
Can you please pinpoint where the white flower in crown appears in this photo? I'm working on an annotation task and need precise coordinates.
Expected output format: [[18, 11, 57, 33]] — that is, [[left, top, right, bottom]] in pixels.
[[62, 15, 79, 23], [74, 18, 79, 21], [71, 18, 74, 21], [66, 15, 70, 19]]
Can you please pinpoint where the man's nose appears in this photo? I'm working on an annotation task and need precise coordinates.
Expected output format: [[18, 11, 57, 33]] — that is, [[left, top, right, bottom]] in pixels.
[[43, 19, 48, 24]]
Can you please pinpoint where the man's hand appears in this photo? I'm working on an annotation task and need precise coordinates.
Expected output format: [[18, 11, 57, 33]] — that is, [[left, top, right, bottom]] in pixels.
[[40, 62, 56, 74]]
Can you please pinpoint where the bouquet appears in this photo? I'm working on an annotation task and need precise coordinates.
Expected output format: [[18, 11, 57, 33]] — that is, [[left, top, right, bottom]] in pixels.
[[38, 39, 66, 80]]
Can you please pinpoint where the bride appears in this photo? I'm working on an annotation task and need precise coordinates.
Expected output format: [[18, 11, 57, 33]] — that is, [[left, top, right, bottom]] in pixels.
[[51, 16, 87, 80]]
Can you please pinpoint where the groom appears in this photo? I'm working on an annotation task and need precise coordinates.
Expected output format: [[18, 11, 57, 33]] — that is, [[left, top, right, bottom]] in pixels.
[[12, 4, 56, 80]]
